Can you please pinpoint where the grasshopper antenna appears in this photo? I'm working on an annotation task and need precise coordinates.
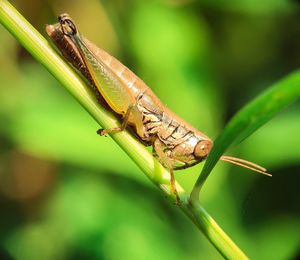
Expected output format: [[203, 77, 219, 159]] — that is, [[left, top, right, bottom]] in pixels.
[[220, 155, 272, 176]]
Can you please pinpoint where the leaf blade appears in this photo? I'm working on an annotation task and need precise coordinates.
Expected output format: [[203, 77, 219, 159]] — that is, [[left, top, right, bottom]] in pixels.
[[192, 71, 300, 198]]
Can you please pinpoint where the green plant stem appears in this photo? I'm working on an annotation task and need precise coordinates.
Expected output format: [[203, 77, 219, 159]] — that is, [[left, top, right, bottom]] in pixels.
[[0, 0, 248, 258]]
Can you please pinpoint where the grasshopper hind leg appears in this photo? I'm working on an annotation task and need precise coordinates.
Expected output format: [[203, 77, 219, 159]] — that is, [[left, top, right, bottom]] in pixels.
[[154, 139, 180, 205], [97, 104, 144, 137], [97, 106, 131, 136]]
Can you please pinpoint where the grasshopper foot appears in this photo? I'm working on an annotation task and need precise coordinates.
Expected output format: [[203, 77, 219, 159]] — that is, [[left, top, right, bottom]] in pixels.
[[97, 129, 108, 136], [170, 173, 181, 205], [175, 194, 181, 206]]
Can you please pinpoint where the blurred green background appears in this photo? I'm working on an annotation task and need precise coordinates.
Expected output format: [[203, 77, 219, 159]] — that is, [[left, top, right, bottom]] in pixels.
[[1, 0, 300, 259]]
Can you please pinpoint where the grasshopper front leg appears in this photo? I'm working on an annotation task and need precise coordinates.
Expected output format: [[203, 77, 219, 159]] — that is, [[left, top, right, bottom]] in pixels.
[[154, 139, 180, 205]]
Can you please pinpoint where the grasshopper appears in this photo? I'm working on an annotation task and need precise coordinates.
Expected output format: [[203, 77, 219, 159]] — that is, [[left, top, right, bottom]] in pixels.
[[46, 14, 270, 204]]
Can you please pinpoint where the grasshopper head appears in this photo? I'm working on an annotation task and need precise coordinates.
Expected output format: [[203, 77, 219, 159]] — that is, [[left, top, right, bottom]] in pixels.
[[194, 139, 213, 160]]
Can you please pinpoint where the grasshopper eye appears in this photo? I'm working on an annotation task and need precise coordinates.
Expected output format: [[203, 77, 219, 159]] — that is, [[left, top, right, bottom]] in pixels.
[[194, 140, 212, 159], [59, 14, 77, 36]]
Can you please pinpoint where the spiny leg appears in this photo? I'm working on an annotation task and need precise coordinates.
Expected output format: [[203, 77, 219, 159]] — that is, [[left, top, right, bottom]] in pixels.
[[97, 104, 133, 136], [169, 168, 179, 204], [97, 104, 146, 138], [154, 139, 180, 205]]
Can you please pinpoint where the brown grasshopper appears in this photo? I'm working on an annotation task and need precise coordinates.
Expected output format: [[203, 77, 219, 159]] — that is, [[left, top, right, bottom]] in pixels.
[[46, 14, 270, 204]]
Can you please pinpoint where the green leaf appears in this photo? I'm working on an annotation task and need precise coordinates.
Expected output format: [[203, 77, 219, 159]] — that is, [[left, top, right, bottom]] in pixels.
[[192, 71, 300, 199]]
